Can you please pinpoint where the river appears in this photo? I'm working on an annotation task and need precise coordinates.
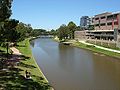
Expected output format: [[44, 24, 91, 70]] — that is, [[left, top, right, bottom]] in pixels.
[[30, 38, 120, 90]]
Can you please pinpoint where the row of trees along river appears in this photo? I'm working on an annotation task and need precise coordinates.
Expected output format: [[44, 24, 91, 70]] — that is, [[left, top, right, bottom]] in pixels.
[[0, 0, 94, 50], [0, 0, 57, 53]]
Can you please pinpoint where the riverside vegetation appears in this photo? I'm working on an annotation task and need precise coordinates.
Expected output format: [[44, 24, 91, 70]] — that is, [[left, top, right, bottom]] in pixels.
[[0, 39, 50, 89], [73, 41, 120, 59], [54, 37, 120, 59]]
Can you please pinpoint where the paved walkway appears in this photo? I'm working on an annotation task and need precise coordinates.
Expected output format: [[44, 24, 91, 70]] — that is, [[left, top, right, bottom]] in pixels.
[[10, 47, 22, 55], [79, 41, 120, 54]]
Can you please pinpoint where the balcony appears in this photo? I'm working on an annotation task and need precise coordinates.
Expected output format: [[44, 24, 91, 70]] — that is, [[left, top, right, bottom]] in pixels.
[[100, 19, 106, 23]]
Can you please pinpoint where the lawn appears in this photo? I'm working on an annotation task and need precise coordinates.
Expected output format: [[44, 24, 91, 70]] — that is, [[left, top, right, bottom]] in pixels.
[[0, 39, 51, 90], [72, 42, 120, 59]]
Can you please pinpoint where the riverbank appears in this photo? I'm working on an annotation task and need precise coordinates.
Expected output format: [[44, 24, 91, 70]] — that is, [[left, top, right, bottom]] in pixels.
[[54, 38, 120, 59], [72, 41, 120, 59], [16, 39, 51, 89], [0, 39, 51, 89]]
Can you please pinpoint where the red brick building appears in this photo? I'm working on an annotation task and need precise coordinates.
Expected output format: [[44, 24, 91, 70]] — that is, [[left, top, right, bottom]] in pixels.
[[92, 12, 120, 30]]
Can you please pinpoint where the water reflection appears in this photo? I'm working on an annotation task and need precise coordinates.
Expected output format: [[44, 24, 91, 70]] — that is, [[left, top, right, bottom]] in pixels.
[[30, 40, 35, 47], [58, 44, 75, 71], [31, 38, 120, 90], [92, 55, 120, 90]]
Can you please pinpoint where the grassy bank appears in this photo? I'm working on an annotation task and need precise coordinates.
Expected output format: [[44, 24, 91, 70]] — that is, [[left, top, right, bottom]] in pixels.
[[73, 42, 120, 59], [54, 38, 120, 59], [0, 39, 51, 90], [16, 39, 51, 89]]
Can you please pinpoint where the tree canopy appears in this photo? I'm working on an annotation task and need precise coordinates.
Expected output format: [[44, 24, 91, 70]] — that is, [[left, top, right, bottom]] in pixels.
[[57, 21, 77, 40], [0, 0, 13, 21], [67, 21, 77, 39], [58, 24, 69, 40]]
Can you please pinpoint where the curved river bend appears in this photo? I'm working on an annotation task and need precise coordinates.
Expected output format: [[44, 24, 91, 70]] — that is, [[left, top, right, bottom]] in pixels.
[[30, 38, 120, 90]]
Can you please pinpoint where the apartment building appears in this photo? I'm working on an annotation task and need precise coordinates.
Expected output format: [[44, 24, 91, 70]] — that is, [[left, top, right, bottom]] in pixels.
[[75, 11, 120, 48], [74, 29, 120, 48], [80, 16, 91, 29], [93, 12, 120, 30]]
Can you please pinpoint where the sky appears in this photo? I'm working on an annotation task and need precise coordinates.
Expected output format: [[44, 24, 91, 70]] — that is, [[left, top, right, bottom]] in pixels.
[[11, 0, 120, 30]]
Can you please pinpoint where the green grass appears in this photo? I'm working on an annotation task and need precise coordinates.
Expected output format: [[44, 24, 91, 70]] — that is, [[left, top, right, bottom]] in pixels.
[[0, 39, 51, 90], [86, 40, 120, 51], [16, 39, 51, 89], [72, 42, 120, 59]]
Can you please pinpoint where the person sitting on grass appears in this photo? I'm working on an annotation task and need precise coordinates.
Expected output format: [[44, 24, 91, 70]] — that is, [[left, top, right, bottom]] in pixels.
[[25, 70, 31, 79]]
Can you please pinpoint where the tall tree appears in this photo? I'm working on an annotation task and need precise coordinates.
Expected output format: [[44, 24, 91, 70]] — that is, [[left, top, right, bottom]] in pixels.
[[2, 19, 19, 55], [67, 21, 76, 39], [58, 24, 69, 40], [3, 19, 19, 42], [0, 0, 13, 55], [0, 0, 13, 22], [15, 22, 33, 41], [49, 29, 57, 36]]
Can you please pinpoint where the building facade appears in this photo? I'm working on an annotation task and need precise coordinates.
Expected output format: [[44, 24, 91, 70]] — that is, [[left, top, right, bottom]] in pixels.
[[75, 11, 120, 48], [92, 12, 120, 30], [80, 16, 91, 29], [74, 29, 120, 48], [74, 31, 86, 41]]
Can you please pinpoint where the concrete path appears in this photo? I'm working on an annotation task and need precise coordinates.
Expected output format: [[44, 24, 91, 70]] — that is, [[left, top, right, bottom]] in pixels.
[[79, 41, 120, 54], [10, 47, 22, 55]]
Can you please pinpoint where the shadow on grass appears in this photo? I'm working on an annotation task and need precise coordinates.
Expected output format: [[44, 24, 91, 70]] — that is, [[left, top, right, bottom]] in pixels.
[[0, 50, 5, 53], [20, 55, 30, 60], [16, 44, 26, 47], [0, 67, 50, 90], [11, 54, 30, 61], [0, 53, 12, 59], [19, 62, 36, 69], [0, 47, 51, 90]]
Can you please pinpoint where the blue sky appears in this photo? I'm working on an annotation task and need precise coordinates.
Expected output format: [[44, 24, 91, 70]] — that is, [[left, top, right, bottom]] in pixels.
[[11, 0, 120, 30]]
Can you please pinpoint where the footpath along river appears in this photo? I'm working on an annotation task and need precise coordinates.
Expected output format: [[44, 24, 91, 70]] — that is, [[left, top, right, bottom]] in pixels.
[[30, 38, 120, 90]]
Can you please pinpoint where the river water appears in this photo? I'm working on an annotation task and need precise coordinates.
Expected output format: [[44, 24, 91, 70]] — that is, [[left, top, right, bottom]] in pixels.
[[30, 38, 120, 90]]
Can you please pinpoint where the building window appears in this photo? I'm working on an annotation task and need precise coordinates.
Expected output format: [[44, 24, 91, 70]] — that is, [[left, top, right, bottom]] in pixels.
[[107, 15, 113, 20], [95, 24, 99, 26], [113, 14, 118, 20], [95, 18, 99, 20], [107, 22, 112, 25], [101, 16, 105, 19], [114, 21, 118, 25], [100, 23, 105, 26]]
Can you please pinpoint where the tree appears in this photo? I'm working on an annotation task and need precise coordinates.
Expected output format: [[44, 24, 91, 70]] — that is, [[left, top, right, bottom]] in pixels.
[[2, 19, 19, 55], [3, 19, 19, 42], [67, 21, 76, 39], [0, 0, 13, 44], [15, 22, 33, 41], [75, 26, 82, 31], [58, 24, 69, 40], [49, 29, 57, 36], [0, 0, 13, 22], [2, 19, 19, 42], [0, 0, 13, 58]]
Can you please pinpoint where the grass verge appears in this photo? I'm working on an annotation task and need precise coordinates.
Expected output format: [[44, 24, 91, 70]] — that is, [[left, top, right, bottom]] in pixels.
[[16, 39, 51, 89], [72, 42, 120, 59], [0, 39, 51, 90]]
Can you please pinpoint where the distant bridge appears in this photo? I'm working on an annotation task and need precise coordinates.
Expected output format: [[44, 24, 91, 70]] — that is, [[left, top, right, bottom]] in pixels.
[[37, 35, 54, 38]]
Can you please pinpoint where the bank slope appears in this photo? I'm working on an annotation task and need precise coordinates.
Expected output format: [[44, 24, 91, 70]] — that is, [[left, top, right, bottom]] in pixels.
[[73, 42, 120, 59], [17, 39, 51, 90]]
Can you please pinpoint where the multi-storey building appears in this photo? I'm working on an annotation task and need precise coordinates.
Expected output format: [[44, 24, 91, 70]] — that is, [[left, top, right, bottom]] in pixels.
[[93, 12, 120, 30], [80, 16, 91, 29], [75, 11, 120, 48]]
